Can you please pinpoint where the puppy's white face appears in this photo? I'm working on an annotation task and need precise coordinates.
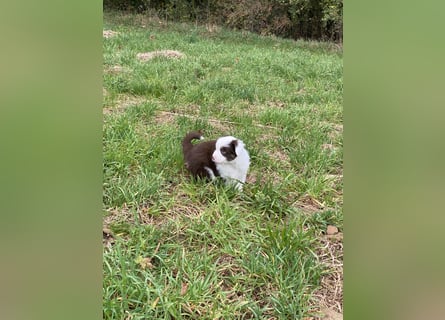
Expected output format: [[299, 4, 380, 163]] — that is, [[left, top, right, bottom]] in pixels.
[[212, 136, 238, 164]]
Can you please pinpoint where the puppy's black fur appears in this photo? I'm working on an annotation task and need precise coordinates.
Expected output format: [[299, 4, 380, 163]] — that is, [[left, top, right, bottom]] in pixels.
[[182, 131, 219, 180]]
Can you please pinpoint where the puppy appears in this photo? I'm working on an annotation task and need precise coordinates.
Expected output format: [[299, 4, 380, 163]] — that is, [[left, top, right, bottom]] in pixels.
[[182, 131, 250, 190]]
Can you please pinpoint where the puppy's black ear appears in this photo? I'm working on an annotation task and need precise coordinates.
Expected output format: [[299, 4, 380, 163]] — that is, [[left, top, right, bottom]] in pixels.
[[230, 139, 238, 156]]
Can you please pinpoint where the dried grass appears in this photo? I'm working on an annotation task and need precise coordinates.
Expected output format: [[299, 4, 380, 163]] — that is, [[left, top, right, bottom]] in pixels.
[[156, 111, 281, 130], [136, 50, 185, 61], [103, 94, 146, 115], [310, 230, 344, 319], [103, 30, 119, 38]]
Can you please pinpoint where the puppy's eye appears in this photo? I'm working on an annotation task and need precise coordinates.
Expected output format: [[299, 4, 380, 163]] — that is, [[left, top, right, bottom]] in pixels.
[[220, 148, 227, 155]]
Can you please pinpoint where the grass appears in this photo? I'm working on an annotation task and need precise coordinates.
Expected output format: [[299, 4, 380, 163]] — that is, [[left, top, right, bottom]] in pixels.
[[103, 10, 343, 320]]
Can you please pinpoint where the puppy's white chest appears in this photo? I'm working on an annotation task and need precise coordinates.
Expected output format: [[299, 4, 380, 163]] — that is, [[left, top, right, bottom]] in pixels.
[[217, 164, 241, 180]]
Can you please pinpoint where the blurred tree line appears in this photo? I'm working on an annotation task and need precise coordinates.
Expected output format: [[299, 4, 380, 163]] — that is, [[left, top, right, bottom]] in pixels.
[[104, 0, 343, 42]]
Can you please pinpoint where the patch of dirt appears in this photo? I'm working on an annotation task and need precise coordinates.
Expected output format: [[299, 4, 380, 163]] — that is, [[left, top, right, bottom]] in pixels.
[[134, 199, 201, 228], [243, 102, 268, 116], [103, 94, 146, 115], [245, 174, 258, 184], [324, 174, 343, 182], [161, 201, 203, 221], [102, 227, 115, 248], [310, 226, 344, 319], [182, 104, 202, 116], [155, 111, 178, 125], [321, 143, 336, 152], [326, 123, 343, 140], [269, 148, 291, 167], [104, 181, 247, 241], [246, 168, 282, 186], [130, 184, 208, 228], [323, 175, 343, 202], [255, 132, 292, 176], [103, 30, 119, 38], [136, 50, 185, 61], [154, 104, 203, 126], [154, 110, 236, 134], [104, 201, 174, 232], [105, 65, 130, 74], [332, 124, 343, 132], [207, 118, 235, 134], [215, 253, 243, 279], [295, 194, 326, 213], [320, 307, 343, 320], [216, 253, 236, 265], [267, 100, 286, 109], [103, 204, 135, 227]]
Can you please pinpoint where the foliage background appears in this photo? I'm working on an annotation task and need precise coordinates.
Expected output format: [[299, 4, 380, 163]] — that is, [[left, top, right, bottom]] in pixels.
[[104, 0, 343, 41]]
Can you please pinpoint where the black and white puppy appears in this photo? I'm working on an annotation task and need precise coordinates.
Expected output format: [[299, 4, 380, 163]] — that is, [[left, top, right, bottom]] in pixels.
[[182, 131, 250, 190]]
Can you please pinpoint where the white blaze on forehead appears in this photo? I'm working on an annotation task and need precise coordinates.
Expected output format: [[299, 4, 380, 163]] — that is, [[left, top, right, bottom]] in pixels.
[[212, 136, 238, 163], [212, 148, 225, 163], [215, 136, 236, 149]]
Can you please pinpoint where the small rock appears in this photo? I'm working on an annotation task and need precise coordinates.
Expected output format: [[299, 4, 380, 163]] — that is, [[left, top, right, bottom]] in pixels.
[[326, 225, 338, 235], [180, 282, 188, 296]]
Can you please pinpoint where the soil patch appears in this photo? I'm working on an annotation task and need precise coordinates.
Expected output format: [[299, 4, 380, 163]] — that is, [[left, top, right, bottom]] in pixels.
[[103, 94, 146, 115], [105, 65, 131, 74], [103, 30, 119, 38], [310, 226, 344, 319], [155, 111, 178, 126], [137, 50, 185, 61], [295, 194, 326, 213]]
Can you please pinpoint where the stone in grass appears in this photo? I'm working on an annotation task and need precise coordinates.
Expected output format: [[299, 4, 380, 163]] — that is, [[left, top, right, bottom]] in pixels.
[[326, 225, 339, 235]]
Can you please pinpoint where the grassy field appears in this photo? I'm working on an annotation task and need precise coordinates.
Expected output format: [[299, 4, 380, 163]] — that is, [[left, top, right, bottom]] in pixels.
[[103, 10, 343, 320]]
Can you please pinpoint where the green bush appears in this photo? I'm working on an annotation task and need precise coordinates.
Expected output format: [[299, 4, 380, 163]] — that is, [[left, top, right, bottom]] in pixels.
[[104, 0, 149, 12], [104, 0, 342, 41]]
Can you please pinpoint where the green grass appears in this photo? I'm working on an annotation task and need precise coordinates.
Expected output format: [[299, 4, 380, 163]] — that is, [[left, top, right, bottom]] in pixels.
[[103, 10, 343, 319]]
